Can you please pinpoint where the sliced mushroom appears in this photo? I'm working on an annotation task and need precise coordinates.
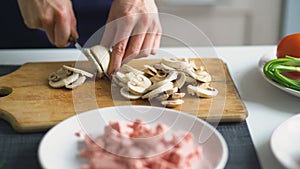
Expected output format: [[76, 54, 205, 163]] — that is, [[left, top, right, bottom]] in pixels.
[[165, 87, 179, 95], [127, 74, 152, 95], [48, 67, 72, 82], [184, 68, 211, 83], [90, 45, 110, 78], [143, 65, 157, 77], [115, 72, 129, 85], [120, 87, 141, 100], [174, 72, 186, 89], [147, 71, 177, 91], [142, 81, 174, 99], [171, 93, 186, 100], [155, 93, 169, 101], [62, 65, 94, 78], [112, 74, 126, 88], [65, 75, 87, 89], [161, 99, 184, 108], [187, 84, 218, 97], [49, 73, 79, 88]]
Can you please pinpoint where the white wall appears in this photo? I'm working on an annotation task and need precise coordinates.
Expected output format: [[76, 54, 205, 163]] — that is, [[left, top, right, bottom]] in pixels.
[[156, 0, 282, 46]]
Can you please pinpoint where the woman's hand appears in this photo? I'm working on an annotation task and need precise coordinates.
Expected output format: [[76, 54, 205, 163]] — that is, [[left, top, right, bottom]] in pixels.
[[102, 0, 162, 75], [17, 0, 78, 47]]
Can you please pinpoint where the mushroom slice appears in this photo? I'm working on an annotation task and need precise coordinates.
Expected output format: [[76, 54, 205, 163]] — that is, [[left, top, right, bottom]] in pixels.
[[142, 81, 174, 99], [161, 57, 189, 70], [165, 87, 179, 95], [121, 64, 144, 75], [174, 72, 186, 89], [187, 84, 218, 97], [185, 76, 197, 84], [112, 74, 126, 88], [155, 93, 169, 101], [90, 45, 110, 78], [62, 65, 94, 78], [120, 87, 141, 100], [147, 71, 177, 91], [160, 63, 176, 71], [48, 67, 72, 82], [184, 68, 211, 83], [65, 75, 87, 89], [115, 72, 129, 85], [84, 48, 104, 78], [127, 74, 152, 95], [171, 93, 186, 100], [161, 99, 184, 108], [188, 60, 199, 71], [143, 65, 157, 76], [49, 73, 79, 88]]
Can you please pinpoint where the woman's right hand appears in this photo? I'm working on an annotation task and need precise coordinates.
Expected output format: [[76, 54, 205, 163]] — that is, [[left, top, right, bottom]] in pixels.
[[17, 0, 78, 47]]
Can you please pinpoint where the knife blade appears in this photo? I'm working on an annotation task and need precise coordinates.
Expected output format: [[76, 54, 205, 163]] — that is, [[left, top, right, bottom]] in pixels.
[[71, 39, 111, 80]]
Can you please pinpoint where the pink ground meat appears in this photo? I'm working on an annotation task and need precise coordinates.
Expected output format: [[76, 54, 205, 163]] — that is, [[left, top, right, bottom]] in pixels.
[[77, 120, 202, 169]]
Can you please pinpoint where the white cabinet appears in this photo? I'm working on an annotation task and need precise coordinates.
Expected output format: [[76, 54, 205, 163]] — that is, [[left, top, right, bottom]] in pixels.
[[156, 0, 282, 46]]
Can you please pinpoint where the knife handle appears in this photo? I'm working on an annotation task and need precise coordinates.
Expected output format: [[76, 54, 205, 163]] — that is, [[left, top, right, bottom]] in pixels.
[[68, 35, 77, 44]]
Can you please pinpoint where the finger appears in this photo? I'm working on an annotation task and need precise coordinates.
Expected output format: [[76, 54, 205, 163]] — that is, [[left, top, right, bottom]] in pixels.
[[54, 10, 72, 47], [70, 6, 78, 41], [107, 39, 128, 75], [41, 16, 55, 45], [139, 31, 156, 58], [152, 30, 162, 55], [122, 33, 146, 64], [107, 23, 134, 75]]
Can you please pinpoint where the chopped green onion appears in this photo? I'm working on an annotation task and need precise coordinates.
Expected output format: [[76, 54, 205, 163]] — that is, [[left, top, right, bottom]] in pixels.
[[263, 56, 300, 91]]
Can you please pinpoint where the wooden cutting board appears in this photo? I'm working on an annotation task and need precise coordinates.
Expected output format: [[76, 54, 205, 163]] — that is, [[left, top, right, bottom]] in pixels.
[[0, 58, 247, 132]]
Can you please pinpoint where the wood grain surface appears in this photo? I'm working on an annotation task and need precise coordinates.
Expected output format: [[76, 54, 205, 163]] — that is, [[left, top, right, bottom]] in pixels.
[[0, 58, 247, 132]]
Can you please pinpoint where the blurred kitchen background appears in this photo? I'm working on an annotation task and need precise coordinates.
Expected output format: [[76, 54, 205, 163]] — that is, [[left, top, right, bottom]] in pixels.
[[0, 0, 299, 48]]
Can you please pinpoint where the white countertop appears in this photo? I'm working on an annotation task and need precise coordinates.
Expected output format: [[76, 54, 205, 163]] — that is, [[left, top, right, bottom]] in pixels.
[[1, 45, 299, 169]]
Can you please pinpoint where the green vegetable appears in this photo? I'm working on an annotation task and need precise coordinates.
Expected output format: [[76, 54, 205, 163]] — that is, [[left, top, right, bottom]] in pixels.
[[263, 56, 300, 91]]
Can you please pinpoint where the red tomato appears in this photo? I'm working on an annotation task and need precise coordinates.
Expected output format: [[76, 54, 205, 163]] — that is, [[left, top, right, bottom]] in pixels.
[[276, 33, 300, 76]]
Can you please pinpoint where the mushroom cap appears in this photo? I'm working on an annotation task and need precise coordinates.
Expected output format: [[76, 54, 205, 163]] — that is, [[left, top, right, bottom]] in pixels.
[[89, 45, 110, 78], [127, 74, 152, 95], [120, 87, 141, 100], [161, 99, 184, 108], [187, 84, 218, 97]]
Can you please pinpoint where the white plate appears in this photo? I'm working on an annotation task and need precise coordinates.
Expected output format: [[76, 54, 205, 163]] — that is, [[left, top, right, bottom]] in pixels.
[[258, 50, 300, 97], [271, 114, 300, 169], [38, 106, 228, 169]]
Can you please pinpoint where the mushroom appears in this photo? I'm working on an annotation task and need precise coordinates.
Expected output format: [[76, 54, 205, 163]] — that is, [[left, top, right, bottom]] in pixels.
[[155, 93, 169, 101], [142, 81, 174, 99], [187, 84, 218, 97], [65, 75, 87, 89], [143, 65, 157, 77], [48, 67, 72, 82], [174, 72, 186, 89], [89, 45, 110, 78], [147, 71, 177, 91], [49, 73, 79, 88], [127, 74, 152, 95], [48, 65, 93, 89], [62, 65, 94, 78], [161, 99, 184, 108], [120, 87, 141, 100], [184, 68, 211, 83], [170, 92, 186, 100]]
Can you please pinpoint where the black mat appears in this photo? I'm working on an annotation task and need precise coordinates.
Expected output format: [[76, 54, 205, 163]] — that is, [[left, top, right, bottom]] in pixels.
[[0, 66, 261, 169]]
